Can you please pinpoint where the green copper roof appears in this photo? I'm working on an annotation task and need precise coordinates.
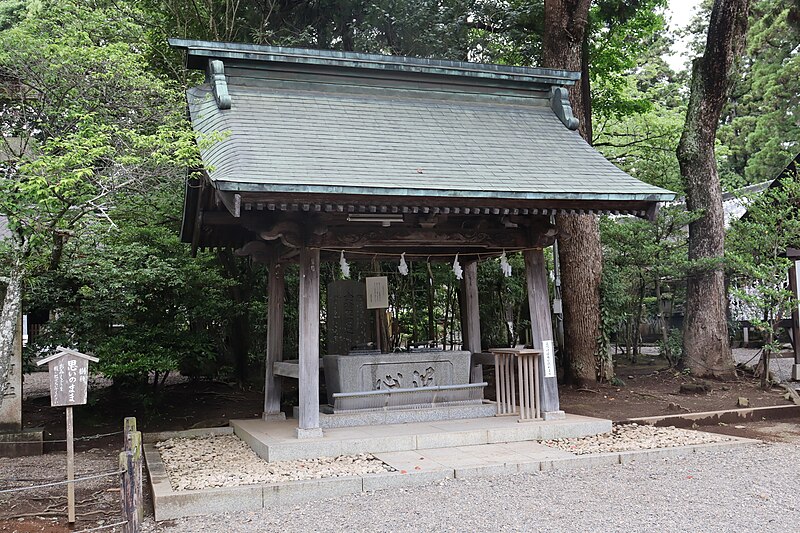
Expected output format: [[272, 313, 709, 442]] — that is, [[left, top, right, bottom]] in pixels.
[[173, 40, 675, 206]]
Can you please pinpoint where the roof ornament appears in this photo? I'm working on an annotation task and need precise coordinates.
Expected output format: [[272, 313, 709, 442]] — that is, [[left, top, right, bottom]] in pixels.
[[549, 86, 579, 131], [208, 59, 231, 110]]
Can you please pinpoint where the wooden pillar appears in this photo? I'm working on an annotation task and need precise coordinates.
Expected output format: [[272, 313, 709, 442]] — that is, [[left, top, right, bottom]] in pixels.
[[263, 262, 286, 420], [463, 261, 483, 383], [524, 249, 564, 418], [297, 247, 322, 438], [790, 260, 800, 381]]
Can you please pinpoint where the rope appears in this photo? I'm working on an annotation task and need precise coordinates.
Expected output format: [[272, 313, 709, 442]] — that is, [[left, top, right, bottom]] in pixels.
[[0, 430, 123, 446], [0, 470, 124, 494], [73, 520, 128, 532], [321, 247, 542, 258]]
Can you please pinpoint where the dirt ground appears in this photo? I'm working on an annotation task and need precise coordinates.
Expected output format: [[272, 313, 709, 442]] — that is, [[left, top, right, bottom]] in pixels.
[[558, 360, 794, 422], [1, 359, 797, 533]]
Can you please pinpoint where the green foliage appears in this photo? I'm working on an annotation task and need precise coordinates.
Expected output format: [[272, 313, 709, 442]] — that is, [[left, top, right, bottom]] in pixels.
[[477, 253, 528, 348], [587, 0, 669, 119], [600, 207, 694, 364], [28, 221, 234, 386], [0, 0, 199, 249], [727, 171, 800, 352], [718, 0, 800, 187], [0, 0, 202, 387], [0, 0, 25, 30]]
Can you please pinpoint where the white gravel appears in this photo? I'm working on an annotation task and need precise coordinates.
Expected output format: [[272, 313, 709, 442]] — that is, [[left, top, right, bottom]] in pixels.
[[542, 423, 732, 454], [144, 440, 800, 533], [155, 435, 393, 490]]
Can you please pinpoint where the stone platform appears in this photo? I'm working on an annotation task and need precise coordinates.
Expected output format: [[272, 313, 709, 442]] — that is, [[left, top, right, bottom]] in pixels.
[[230, 413, 611, 463], [144, 421, 757, 521]]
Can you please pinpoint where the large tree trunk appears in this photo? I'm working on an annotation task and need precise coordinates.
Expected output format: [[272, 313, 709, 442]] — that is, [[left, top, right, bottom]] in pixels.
[[542, 0, 602, 387], [677, 0, 750, 379], [0, 229, 27, 410]]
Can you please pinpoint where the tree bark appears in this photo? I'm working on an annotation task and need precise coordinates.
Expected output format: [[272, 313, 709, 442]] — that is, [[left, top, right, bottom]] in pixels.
[[0, 229, 28, 410], [677, 0, 750, 379], [542, 0, 602, 387]]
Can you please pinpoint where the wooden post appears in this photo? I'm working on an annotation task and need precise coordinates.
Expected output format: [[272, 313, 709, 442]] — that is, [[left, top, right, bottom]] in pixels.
[[463, 261, 483, 383], [264, 262, 286, 419], [65, 406, 75, 524], [524, 249, 563, 418], [121, 418, 142, 533], [789, 261, 800, 380], [123, 417, 143, 524], [297, 247, 322, 438]]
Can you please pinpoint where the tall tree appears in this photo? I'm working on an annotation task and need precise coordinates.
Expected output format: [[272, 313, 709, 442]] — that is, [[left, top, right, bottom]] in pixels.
[[0, 0, 197, 405], [541, 0, 600, 386], [717, 0, 800, 187], [677, 0, 750, 378]]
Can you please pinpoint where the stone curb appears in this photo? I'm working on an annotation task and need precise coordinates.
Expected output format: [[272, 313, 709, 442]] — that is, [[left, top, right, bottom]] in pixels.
[[145, 431, 758, 521], [622, 404, 800, 428], [142, 427, 233, 444]]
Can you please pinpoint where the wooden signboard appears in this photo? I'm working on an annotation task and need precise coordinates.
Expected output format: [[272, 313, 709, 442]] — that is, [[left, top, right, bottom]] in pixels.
[[38, 348, 97, 406], [36, 347, 99, 524]]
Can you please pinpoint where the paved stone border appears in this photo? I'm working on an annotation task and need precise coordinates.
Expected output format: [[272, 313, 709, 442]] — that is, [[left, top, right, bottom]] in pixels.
[[145, 429, 758, 521], [623, 404, 800, 428]]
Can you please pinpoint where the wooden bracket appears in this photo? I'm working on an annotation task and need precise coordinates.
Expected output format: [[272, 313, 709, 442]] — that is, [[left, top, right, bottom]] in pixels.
[[216, 190, 241, 217]]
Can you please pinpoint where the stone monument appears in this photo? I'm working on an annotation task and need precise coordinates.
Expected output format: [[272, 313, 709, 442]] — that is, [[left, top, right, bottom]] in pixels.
[[326, 280, 371, 355]]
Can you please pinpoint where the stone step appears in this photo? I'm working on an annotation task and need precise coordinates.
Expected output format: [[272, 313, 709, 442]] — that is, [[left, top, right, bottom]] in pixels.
[[231, 413, 612, 462]]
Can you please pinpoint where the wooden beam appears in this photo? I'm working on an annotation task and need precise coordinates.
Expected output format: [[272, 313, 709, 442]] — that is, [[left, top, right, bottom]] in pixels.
[[216, 191, 241, 217], [463, 261, 483, 383], [524, 249, 562, 417], [315, 227, 528, 249], [264, 262, 286, 420], [297, 247, 322, 438]]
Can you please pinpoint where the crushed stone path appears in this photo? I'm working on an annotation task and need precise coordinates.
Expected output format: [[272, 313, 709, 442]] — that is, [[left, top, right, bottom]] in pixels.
[[143, 440, 799, 533], [542, 423, 731, 454], [156, 434, 392, 490]]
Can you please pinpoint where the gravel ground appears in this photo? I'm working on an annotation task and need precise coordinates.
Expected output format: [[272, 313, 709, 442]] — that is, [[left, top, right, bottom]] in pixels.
[[543, 424, 731, 454], [143, 440, 800, 533], [156, 435, 392, 490]]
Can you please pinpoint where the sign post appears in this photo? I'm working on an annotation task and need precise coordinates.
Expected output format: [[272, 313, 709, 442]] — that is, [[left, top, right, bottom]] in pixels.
[[36, 347, 99, 524]]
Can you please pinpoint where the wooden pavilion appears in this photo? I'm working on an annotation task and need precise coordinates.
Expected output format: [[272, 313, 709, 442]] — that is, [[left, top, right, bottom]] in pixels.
[[170, 39, 675, 438]]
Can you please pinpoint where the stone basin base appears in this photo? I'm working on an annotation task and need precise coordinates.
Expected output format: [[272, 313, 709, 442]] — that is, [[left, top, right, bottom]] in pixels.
[[322, 350, 475, 407]]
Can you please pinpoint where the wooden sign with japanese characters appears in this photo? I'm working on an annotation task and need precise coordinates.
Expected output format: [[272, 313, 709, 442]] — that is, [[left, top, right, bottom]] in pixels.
[[37, 348, 99, 407]]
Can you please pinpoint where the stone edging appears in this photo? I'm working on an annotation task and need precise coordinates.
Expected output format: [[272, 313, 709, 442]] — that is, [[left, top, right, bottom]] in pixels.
[[144, 430, 758, 521], [622, 404, 800, 428]]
